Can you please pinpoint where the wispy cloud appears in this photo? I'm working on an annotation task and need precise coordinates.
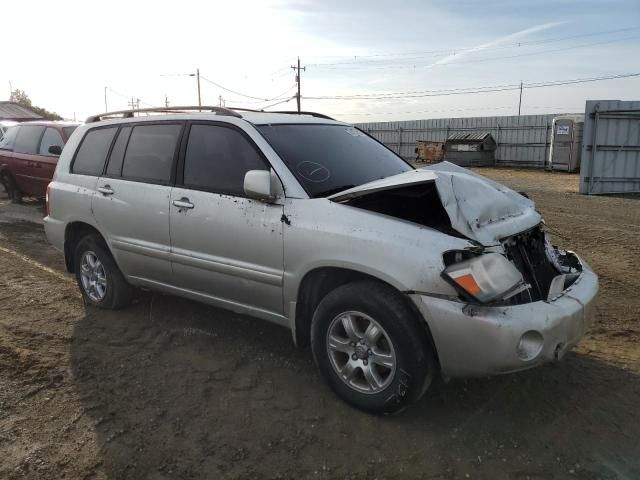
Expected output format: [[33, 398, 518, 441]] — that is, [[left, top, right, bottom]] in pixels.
[[431, 21, 567, 66]]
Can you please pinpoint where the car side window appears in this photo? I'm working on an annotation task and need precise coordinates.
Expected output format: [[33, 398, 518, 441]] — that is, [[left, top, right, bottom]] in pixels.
[[14, 126, 45, 154], [0, 126, 19, 151], [183, 124, 267, 196], [105, 126, 132, 177], [39, 128, 64, 156], [121, 124, 182, 183], [72, 127, 117, 176]]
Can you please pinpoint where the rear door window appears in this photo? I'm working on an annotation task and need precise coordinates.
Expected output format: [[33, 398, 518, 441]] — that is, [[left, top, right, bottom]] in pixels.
[[63, 126, 78, 139], [72, 127, 118, 176], [0, 126, 19, 151], [121, 123, 182, 183], [183, 124, 267, 196], [39, 128, 65, 156], [14, 125, 45, 154]]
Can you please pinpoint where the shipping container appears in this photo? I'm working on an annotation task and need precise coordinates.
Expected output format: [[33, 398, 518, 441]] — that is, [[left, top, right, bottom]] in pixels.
[[580, 100, 640, 195]]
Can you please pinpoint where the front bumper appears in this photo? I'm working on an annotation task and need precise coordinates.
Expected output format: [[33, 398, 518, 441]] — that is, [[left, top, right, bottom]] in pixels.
[[411, 257, 598, 378]]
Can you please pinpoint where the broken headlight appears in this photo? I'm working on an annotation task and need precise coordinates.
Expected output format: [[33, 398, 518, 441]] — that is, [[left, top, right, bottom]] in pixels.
[[443, 252, 526, 304]]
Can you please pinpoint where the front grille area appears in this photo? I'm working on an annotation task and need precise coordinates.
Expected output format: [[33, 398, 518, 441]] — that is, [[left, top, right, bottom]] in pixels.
[[503, 226, 560, 302]]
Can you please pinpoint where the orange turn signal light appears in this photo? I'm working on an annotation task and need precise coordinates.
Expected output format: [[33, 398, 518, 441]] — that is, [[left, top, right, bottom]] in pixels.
[[453, 273, 481, 296]]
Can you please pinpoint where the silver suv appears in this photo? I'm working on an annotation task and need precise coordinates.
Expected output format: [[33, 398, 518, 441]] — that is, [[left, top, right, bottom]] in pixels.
[[45, 107, 598, 414]]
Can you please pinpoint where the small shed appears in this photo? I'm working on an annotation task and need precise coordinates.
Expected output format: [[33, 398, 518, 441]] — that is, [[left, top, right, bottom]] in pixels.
[[414, 140, 445, 163], [443, 132, 497, 167]]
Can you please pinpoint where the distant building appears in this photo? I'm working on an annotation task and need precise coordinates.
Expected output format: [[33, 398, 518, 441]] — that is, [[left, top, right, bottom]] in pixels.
[[0, 101, 43, 122]]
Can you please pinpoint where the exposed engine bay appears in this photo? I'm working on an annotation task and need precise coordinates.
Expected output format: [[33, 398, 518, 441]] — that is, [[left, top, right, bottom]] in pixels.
[[343, 183, 463, 239], [501, 226, 582, 304]]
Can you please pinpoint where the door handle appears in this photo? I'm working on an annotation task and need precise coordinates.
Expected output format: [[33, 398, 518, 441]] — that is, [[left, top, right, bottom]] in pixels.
[[172, 197, 194, 209], [98, 185, 114, 195]]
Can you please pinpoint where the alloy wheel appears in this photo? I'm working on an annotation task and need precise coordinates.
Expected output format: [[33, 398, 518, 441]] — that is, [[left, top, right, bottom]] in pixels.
[[326, 311, 396, 394], [79, 251, 108, 302]]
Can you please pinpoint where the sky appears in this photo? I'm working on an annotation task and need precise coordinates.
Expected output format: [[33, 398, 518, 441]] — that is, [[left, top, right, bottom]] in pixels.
[[2, 0, 640, 123]]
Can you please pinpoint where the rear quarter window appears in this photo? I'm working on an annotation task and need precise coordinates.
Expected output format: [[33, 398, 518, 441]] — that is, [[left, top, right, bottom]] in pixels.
[[105, 126, 132, 177], [72, 127, 118, 176]]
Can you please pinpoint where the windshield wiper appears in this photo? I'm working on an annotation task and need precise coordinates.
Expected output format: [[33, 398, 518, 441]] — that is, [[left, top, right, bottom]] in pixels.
[[314, 184, 357, 198]]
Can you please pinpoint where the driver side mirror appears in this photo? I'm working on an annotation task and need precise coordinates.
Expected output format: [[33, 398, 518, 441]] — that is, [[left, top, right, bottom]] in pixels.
[[244, 169, 281, 202], [48, 145, 62, 156]]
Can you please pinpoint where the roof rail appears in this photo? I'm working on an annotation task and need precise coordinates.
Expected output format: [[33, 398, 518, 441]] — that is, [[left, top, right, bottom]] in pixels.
[[270, 111, 336, 120], [85, 105, 243, 123]]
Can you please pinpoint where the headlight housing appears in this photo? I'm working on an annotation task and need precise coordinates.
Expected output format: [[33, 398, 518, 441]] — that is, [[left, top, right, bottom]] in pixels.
[[442, 252, 526, 304]]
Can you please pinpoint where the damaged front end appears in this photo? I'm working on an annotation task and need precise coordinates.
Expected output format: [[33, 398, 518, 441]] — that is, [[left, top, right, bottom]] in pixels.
[[443, 225, 584, 306], [330, 161, 586, 307], [328, 162, 598, 377]]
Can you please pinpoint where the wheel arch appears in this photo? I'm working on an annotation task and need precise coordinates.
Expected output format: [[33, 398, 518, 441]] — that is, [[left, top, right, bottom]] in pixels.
[[63, 221, 108, 273], [293, 266, 440, 365]]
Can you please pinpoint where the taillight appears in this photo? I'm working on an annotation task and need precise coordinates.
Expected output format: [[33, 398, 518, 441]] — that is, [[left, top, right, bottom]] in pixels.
[[45, 183, 51, 217]]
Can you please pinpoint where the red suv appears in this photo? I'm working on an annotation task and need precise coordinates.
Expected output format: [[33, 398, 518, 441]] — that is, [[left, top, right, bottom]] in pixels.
[[0, 121, 79, 202]]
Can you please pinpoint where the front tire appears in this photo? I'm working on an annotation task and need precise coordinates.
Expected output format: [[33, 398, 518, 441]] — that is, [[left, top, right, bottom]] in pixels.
[[311, 280, 437, 414], [74, 234, 133, 309]]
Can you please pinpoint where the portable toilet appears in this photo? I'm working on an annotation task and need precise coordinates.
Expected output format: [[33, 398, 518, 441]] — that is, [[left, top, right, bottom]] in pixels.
[[443, 132, 496, 167], [548, 114, 584, 172]]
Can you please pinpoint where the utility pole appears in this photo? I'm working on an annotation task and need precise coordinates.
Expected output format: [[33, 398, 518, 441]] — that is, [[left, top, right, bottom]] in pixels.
[[197, 68, 201, 111], [189, 68, 201, 111], [104, 86, 108, 111], [165, 94, 169, 108], [9, 80, 13, 97], [128, 97, 140, 110], [219, 95, 225, 107], [291, 57, 305, 113], [518, 80, 523, 116]]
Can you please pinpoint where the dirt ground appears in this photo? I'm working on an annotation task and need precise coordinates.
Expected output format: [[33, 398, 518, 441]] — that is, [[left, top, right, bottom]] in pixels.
[[0, 169, 639, 480]]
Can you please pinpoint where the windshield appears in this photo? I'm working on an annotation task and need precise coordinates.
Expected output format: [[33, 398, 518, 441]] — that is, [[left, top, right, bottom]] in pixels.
[[257, 124, 412, 198]]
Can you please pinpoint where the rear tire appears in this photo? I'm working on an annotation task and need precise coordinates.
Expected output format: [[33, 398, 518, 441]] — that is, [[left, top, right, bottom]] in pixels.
[[311, 280, 437, 414], [74, 234, 133, 309], [0, 173, 22, 203]]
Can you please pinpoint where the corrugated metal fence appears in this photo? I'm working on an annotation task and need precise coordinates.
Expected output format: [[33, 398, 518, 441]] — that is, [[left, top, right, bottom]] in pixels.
[[580, 100, 640, 195], [356, 113, 582, 168]]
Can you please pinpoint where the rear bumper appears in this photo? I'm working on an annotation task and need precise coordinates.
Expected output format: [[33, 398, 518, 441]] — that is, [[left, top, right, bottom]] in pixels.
[[411, 257, 598, 378], [43, 215, 65, 253]]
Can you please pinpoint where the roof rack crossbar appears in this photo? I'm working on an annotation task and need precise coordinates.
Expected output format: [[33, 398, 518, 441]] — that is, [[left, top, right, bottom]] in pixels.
[[85, 105, 243, 123]]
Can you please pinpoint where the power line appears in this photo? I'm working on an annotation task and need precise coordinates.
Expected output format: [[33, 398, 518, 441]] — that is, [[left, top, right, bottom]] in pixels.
[[306, 26, 640, 66], [333, 105, 584, 117], [200, 74, 292, 102], [106, 87, 154, 108], [304, 72, 640, 101], [309, 35, 640, 70], [222, 84, 297, 105], [260, 96, 296, 110]]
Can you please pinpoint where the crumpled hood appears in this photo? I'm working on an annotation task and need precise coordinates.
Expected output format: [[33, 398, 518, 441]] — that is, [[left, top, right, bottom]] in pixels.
[[329, 161, 541, 246]]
